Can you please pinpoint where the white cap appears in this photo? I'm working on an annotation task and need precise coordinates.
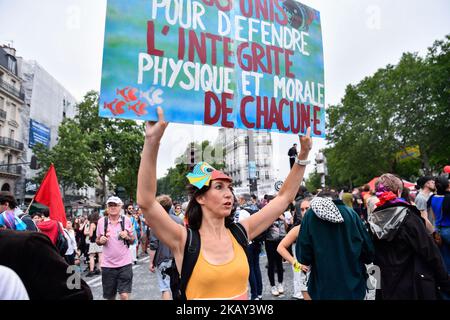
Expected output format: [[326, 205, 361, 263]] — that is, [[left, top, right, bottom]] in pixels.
[[106, 196, 123, 205]]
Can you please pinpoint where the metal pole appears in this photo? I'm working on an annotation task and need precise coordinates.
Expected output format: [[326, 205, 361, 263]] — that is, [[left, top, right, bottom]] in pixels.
[[24, 196, 35, 215]]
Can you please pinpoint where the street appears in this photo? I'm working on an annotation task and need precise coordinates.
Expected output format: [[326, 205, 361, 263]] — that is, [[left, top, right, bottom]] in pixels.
[[81, 252, 376, 300]]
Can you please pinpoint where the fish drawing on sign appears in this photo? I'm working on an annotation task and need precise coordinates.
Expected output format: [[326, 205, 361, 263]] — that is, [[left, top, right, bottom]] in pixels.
[[117, 87, 138, 103], [104, 87, 164, 117], [129, 101, 148, 116], [104, 99, 126, 115], [140, 88, 164, 106]]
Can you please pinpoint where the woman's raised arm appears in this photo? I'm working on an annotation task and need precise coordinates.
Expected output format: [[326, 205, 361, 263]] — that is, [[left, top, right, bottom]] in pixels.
[[137, 107, 185, 253], [242, 128, 312, 240]]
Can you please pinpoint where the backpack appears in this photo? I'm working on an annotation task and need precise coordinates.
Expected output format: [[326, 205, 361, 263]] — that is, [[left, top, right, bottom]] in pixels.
[[170, 222, 248, 301], [55, 222, 69, 256], [103, 215, 129, 248]]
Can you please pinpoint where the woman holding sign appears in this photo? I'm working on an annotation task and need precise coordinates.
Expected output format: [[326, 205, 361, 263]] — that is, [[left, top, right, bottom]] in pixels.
[[137, 107, 312, 300]]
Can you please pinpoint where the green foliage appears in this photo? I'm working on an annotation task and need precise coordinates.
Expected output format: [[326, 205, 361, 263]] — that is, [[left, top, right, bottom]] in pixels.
[[305, 170, 322, 192], [326, 35, 450, 188], [32, 119, 95, 195], [33, 91, 145, 202], [157, 141, 224, 202]]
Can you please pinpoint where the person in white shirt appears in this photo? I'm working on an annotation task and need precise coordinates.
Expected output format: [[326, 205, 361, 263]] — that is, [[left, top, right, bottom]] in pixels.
[[64, 221, 78, 265], [0, 265, 29, 300], [414, 176, 436, 234]]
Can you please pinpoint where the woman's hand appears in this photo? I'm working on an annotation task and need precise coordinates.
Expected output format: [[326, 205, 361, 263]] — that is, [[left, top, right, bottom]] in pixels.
[[145, 107, 169, 141], [298, 127, 312, 157]]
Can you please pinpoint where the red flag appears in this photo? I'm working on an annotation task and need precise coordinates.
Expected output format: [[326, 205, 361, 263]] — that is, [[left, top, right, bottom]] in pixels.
[[34, 164, 67, 227]]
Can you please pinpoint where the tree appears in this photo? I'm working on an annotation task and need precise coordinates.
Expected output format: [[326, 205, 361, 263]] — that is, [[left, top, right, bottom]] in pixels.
[[32, 119, 95, 197], [157, 140, 224, 202], [75, 91, 145, 202], [33, 91, 145, 203], [305, 170, 322, 192], [326, 35, 449, 188], [109, 121, 145, 202]]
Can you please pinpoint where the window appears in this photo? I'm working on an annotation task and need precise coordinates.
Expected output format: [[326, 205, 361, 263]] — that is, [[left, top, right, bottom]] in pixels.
[[10, 103, 16, 120], [0, 97, 4, 110], [9, 129, 14, 140], [7, 57, 16, 74]]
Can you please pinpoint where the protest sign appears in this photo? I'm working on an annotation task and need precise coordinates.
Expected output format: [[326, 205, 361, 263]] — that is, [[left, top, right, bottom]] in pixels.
[[99, 0, 325, 137]]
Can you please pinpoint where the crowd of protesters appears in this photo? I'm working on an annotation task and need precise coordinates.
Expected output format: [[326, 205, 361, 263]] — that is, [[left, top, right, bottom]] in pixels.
[[1, 165, 449, 300]]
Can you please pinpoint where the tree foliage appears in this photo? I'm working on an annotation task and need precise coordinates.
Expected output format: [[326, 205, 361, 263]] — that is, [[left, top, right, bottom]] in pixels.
[[305, 170, 322, 192], [326, 35, 450, 188], [157, 141, 224, 202], [32, 119, 95, 196], [34, 91, 144, 202]]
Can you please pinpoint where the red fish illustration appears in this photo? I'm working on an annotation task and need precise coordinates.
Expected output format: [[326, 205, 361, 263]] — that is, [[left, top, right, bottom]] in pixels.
[[104, 99, 119, 115], [129, 101, 148, 116], [104, 98, 126, 115], [115, 100, 126, 115], [105, 86, 154, 117], [117, 87, 138, 102]]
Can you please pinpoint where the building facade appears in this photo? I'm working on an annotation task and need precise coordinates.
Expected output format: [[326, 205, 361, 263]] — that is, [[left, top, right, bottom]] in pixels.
[[0, 46, 26, 198], [17, 58, 95, 205], [217, 128, 275, 197]]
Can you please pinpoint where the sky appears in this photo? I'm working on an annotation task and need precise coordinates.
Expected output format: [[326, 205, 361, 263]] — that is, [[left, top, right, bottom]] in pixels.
[[0, 0, 449, 184]]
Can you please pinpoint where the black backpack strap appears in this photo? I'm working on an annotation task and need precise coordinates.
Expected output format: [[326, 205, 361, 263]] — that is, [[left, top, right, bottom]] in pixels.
[[179, 228, 201, 300], [229, 222, 249, 251], [104, 217, 108, 235], [120, 216, 125, 231]]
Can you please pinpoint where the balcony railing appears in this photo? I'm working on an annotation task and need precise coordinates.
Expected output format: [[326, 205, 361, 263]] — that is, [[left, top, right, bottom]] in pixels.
[[0, 78, 25, 101], [0, 164, 22, 176], [0, 109, 6, 120], [0, 137, 24, 151]]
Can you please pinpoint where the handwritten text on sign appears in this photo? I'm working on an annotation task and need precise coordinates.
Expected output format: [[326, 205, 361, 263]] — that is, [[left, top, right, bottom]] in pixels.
[[99, 0, 325, 137]]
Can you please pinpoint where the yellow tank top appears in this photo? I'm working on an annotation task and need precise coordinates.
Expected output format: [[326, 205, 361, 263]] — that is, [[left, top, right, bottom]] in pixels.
[[185, 230, 249, 300]]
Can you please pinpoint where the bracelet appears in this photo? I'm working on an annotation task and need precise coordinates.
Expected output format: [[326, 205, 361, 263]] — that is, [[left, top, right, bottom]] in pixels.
[[295, 158, 311, 166], [293, 260, 302, 272]]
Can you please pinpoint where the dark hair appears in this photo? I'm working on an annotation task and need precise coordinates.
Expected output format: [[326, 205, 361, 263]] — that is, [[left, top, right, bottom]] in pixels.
[[42, 209, 50, 218], [435, 176, 449, 195], [185, 184, 236, 230], [88, 212, 100, 224], [0, 195, 17, 209], [401, 187, 412, 204], [342, 186, 350, 193], [415, 176, 434, 190], [251, 194, 257, 200], [319, 190, 339, 200]]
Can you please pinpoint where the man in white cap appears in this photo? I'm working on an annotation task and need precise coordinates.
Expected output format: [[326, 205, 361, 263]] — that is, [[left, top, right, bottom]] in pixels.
[[96, 196, 135, 300]]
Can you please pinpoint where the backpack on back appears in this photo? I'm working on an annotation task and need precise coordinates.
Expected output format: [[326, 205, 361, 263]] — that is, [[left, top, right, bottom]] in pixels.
[[103, 216, 129, 248], [170, 222, 249, 300], [55, 222, 69, 256]]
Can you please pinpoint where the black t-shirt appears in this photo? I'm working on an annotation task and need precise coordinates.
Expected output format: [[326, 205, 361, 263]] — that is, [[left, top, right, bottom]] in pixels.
[[288, 147, 298, 158], [18, 214, 38, 232], [0, 229, 93, 300]]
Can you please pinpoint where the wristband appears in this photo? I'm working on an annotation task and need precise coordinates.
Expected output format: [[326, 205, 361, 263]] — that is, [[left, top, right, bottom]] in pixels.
[[295, 158, 311, 166], [293, 260, 302, 272]]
